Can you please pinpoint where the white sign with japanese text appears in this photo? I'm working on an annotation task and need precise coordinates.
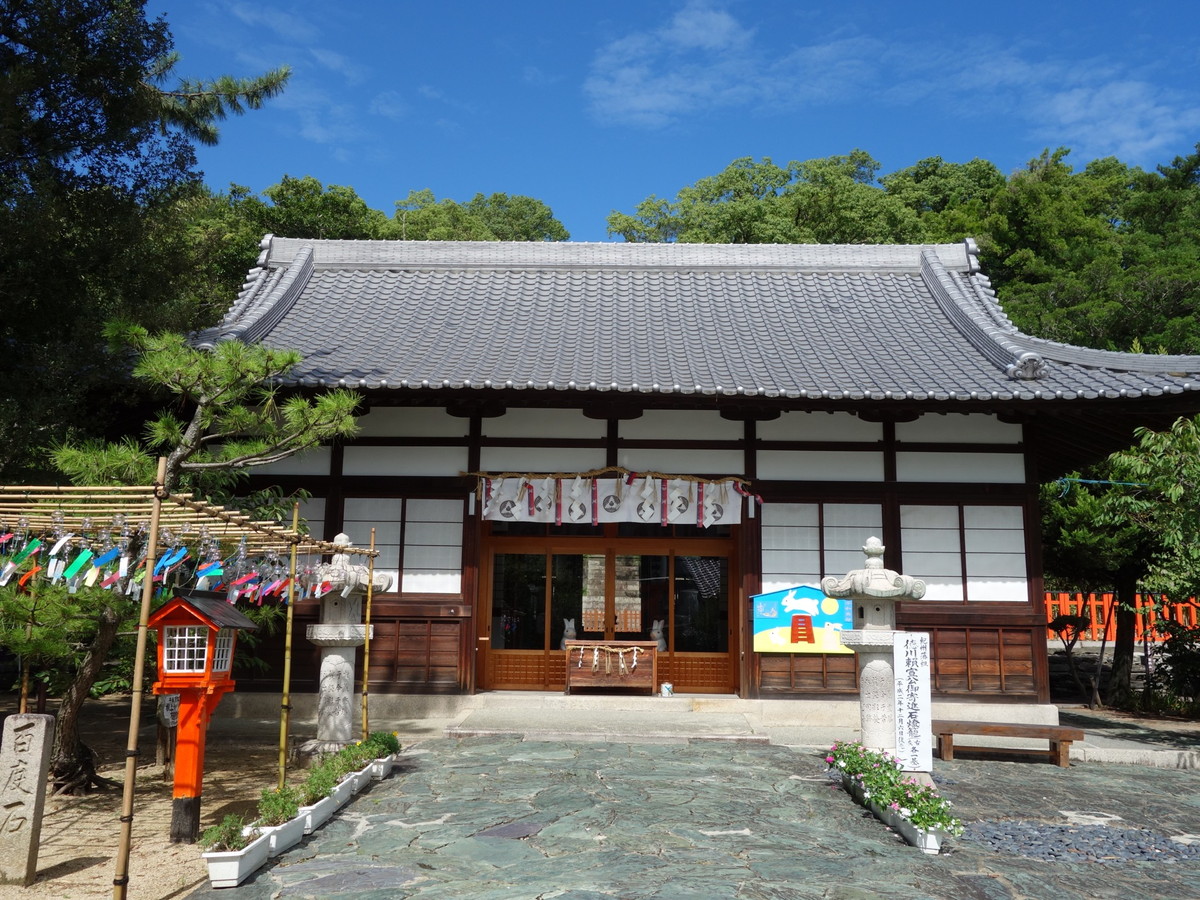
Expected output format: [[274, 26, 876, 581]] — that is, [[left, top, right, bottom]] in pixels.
[[893, 632, 932, 772]]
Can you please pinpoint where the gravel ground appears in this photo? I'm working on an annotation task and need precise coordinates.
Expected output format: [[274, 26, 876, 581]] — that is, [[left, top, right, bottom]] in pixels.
[[962, 820, 1200, 864]]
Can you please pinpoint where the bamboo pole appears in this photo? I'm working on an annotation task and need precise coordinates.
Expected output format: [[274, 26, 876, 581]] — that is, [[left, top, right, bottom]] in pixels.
[[278, 503, 301, 791], [112, 457, 167, 900], [361, 527, 376, 742]]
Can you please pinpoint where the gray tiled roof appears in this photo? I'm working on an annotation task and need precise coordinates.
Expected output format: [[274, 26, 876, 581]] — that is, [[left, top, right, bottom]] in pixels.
[[195, 237, 1200, 403]]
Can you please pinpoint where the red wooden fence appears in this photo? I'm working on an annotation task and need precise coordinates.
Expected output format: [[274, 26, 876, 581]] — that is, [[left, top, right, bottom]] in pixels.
[[1045, 592, 1200, 642]]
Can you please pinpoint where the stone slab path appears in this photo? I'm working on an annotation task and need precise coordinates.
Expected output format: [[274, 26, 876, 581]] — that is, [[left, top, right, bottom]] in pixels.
[[190, 737, 1200, 899]]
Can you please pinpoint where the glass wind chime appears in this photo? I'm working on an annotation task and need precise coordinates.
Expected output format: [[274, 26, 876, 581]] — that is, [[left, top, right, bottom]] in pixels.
[[0, 514, 321, 605]]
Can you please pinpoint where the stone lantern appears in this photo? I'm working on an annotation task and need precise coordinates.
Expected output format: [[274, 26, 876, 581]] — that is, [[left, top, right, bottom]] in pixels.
[[821, 537, 928, 763], [298, 534, 392, 761]]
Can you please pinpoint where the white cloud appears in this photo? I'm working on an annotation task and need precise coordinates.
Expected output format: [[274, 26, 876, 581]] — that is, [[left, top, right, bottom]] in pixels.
[[585, 2, 876, 128], [369, 90, 408, 121], [273, 84, 361, 146], [584, 3, 1200, 167], [1030, 79, 1200, 164], [225, 1, 322, 44], [309, 47, 367, 85]]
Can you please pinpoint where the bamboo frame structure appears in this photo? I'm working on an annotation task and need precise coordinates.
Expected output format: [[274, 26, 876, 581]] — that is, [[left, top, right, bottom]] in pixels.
[[0, 472, 377, 900], [361, 527, 377, 742]]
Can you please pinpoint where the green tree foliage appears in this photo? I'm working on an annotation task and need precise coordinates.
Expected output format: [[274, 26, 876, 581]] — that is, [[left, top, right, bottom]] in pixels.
[[608, 156, 803, 243], [1040, 470, 1161, 706], [1100, 419, 1200, 706], [464, 192, 570, 241], [14, 323, 358, 789], [789, 151, 922, 244], [608, 152, 923, 244], [52, 324, 362, 494], [981, 146, 1200, 353], [880, 157, 1005, 242], [394, 188, 569, 241], [228, 175, 395, 240], [0, 579, 135, 790], [0, 0, 290, 482]]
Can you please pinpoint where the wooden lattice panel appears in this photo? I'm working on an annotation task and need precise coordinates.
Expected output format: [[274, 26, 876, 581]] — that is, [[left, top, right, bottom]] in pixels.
[[490, 651, 549, 689], [659, 653, 732, 692], [930, 627, 1036, 697], [758, 653, 858, 693]]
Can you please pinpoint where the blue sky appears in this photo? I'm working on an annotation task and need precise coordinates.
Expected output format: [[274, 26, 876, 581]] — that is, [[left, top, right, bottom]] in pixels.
[[149, 0, 1200, 242]]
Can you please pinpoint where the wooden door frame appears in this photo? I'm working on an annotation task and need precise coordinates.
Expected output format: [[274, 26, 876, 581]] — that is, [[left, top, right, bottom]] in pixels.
[[476, 526, 739, 692]]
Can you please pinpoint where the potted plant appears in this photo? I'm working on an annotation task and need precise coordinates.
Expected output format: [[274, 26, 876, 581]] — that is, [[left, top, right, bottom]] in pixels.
[[825, 741, 963, 854], [365, 731, 401, 780], [327, 748, 362, 803], [200, 814, 271, 888], [298, 765, 339, 834], [256, 785, 304, 856]]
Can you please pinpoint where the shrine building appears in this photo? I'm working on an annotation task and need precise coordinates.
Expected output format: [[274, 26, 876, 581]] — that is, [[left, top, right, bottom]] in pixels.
[[199, 237, 1200, 705]]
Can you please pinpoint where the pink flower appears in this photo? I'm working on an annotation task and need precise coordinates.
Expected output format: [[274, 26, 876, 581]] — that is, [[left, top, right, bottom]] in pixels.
[[825, 756, 835, 764]]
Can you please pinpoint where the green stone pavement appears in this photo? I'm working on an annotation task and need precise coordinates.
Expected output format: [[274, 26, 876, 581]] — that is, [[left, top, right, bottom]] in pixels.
[[190, 735, 1200, 900]]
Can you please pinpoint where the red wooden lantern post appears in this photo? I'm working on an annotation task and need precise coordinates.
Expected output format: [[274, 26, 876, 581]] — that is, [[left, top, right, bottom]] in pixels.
[[148, 591, 258, 843]]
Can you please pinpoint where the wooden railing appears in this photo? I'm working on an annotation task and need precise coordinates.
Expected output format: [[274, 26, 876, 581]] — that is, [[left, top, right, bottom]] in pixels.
[[1044, 592, 1199, 642]]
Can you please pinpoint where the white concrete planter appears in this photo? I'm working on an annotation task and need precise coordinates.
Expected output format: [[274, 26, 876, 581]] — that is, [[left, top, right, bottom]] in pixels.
[[330, 774, 357, 806], [263, 814, 305, 856], [299, 794, 338, 834], [202, 830, 271, 888], [839, 772, 945, 855], [369, 754, 396, 780]]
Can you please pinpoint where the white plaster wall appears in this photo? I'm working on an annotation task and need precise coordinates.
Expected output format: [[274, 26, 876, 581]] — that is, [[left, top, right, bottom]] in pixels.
[[251, 446, 331, 476], [756, 450, 884, 481], [482, 408, 606, 439], [480, 447, 607, 472], [895, 452, 1025, 483], [757, 412, 883, 442], [343, 445, 469, 476], [619, 410, 743, 441], [356, 407, 468, 438], [616, 448, 744, 475], [895, 414, 1022, 444]]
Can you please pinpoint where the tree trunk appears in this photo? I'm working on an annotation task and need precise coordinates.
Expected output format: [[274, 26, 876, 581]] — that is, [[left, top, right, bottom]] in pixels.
[[1105, 574, 1139, 707], [50, 602, 121, 794]]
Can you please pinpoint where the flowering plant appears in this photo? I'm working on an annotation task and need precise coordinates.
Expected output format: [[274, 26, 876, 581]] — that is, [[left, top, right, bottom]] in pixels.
[[825, 740, 963, 836]]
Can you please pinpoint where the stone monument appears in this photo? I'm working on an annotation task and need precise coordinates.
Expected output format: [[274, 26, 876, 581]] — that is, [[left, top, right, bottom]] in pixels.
[[298, 534, 392, 761], [0, 714, 55, 886], [822, 537, 931, 768]]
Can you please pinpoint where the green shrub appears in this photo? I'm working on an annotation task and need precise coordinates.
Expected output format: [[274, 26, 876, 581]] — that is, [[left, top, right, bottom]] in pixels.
[[826, 741, 963, 836], [366, 731, 400, 756], [300, 765, 338, 805], [200, 814, 255, 852], [257, 784, 301, 826]]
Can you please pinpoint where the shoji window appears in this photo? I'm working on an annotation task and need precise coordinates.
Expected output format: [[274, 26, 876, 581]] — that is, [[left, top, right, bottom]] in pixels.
[[342, 498, 464, 594], [899, 505, 1027, 602], [761, 502, 884, 593]]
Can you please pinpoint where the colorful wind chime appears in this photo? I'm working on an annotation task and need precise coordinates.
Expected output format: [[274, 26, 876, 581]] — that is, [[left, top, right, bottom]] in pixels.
[[0, 506, 350, 607]]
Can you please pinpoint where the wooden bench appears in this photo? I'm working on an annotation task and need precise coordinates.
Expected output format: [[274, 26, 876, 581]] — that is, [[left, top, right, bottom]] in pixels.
[[564, 640, 658, 695], [932, 719, 1085, 767]]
